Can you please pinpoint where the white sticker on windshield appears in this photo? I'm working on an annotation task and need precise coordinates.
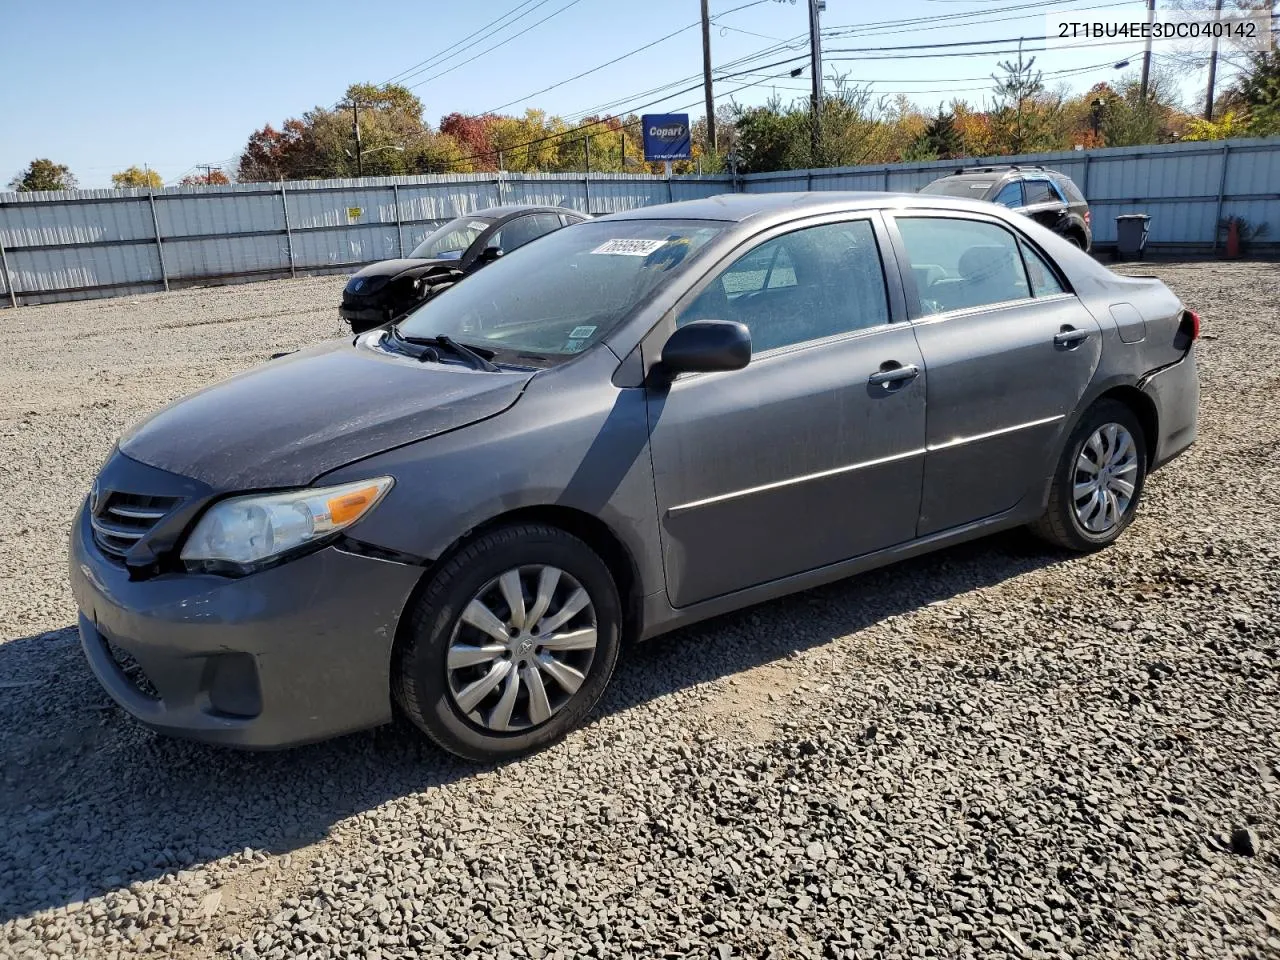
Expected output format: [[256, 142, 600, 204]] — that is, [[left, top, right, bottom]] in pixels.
[[590, 238, 668, 256], [569, 325, 597, 339]]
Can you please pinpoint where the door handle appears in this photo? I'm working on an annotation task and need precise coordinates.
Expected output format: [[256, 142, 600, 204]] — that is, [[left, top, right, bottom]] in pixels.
[[868, 363, 920, 386], [1054, 328, 1090, 348]]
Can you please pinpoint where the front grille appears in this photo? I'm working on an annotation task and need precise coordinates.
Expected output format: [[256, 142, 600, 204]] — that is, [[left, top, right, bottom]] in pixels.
[[103, 637, 160, 700], [91, 492, 181, 561]]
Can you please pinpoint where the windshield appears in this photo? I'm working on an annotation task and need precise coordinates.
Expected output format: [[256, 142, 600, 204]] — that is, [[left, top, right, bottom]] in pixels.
[[409, 217, 493, 260], [397, 219, 724, 359], [919, 178, 995, 198]]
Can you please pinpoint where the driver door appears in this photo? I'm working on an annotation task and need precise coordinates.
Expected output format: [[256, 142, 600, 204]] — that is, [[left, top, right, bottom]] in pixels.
[[644, 215, 927, 608]]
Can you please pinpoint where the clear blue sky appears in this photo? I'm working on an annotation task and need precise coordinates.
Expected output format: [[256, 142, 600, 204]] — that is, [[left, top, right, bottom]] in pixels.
[[1, 0, 1177, 188]]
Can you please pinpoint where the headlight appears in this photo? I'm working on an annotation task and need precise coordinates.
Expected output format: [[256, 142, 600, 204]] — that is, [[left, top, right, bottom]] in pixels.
[[180, 477, 394, 569]]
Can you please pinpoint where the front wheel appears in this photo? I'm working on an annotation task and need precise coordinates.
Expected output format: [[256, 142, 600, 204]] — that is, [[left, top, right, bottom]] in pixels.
[[1031, 400, 1147, 551], [394, 524, 622, 762]]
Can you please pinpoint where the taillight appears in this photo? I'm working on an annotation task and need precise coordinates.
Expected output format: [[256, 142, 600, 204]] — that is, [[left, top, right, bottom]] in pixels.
[[1084, 210, 1091, 226], [1175, 309, 1201, 350]]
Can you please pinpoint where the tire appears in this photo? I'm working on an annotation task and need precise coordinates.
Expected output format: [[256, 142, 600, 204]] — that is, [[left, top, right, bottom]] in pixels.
[[394, 523, 622, 762], [1030, 399, 1147, 552], [1064, 232, 1085, 250]]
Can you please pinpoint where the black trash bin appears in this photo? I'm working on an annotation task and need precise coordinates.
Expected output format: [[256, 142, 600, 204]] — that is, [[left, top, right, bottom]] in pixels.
[[1115, 213, 1150, 260]]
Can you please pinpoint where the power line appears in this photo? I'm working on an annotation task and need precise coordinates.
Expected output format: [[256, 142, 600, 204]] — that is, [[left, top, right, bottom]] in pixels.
[[404, 0, 589, 91], [478, 0, 770, 116], [382, 0, 549, 87]]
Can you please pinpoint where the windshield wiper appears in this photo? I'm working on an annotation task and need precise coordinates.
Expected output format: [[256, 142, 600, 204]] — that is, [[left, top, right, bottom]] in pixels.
[[396, 331, 501, 372]]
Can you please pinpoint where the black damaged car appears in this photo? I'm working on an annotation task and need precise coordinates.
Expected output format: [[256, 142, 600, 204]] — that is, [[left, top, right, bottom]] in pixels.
[[340, 204, 587, 332]]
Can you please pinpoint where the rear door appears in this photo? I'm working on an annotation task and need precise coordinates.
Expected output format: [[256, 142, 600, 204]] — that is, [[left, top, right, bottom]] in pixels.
[[644, 214, 927, 607], [1020, 178, 1072, 235], [886, 212, 1102, 536]]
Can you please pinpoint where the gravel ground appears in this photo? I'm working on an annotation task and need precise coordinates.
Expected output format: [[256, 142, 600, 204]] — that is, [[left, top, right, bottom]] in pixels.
[[2, 263, 1278, 960]]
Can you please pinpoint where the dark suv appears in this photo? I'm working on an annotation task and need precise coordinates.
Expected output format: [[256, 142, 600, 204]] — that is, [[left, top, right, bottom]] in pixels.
[[919, 166, 1091, 251]]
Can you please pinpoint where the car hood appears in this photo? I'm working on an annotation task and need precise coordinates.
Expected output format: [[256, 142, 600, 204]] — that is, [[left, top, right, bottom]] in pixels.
[[350, 257, 455, 281], [120, 338, 534, 490]]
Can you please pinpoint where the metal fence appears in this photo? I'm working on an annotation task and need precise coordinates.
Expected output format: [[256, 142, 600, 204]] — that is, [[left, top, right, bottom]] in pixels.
[[740, 137, 1280, 253], [2, 136, 1277, 307], [0, 173, 733, 307]]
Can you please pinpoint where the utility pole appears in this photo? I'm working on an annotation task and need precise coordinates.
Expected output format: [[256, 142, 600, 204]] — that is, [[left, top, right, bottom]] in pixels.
[[1204, 0, 1225, 120], [701, 0, 716, 154], [339, 101, 365, 177], [198, 165, 218, 183], [808, 0, 825, 163], [1139, 0, 1155, 102]]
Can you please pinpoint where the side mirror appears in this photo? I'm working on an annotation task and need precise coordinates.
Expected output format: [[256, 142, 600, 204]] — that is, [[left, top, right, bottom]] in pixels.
[[476, 245, 504, 265], [658, 319, 752, 377]]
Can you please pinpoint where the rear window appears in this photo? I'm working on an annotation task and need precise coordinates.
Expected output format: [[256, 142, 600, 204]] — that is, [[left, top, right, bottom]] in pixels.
[[919, 178, 995, 198], [1056, 176, 1086, 203]]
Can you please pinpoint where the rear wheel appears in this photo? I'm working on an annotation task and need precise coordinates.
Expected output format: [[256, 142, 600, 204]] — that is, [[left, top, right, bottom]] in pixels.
[[395, 524, 622, 762], [1031, 400, 1147, 551], [1064, 232, 1086, 250]]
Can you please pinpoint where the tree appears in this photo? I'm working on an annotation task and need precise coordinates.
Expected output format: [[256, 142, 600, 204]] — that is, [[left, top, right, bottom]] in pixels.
[[1181, 110, 1253, 140], [1096, 69, 1184, 147], [236, 84, 432, 181], [180, 170, 231, 186], [989, 47, 1056, 154], [905, 105, 963, 161], [237, 119, 317, 181], [111, 166, 163, 189], [1234, 51, 1280, 135], [8, 158, 77, 191]]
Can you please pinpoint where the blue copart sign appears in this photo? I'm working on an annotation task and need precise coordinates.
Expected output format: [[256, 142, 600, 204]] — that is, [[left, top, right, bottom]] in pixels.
[[642, 114, 692, 161]]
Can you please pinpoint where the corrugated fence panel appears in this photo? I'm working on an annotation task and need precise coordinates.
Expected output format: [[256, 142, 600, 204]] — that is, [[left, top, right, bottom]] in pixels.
[[0, 197, 155, 247], [159, 191, 283, 239], [503, 178, 586, 211], [9, 242, 161, 295], [287, 186, 400, 231], [164, 234, 290, 279], [292, 225, 401, 269]]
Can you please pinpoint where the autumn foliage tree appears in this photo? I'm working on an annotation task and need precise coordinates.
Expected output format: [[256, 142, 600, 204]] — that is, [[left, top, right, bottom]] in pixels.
[[111, 166, 163, 189], [8, 158, 77, 191], [180, 170, 231, 186]]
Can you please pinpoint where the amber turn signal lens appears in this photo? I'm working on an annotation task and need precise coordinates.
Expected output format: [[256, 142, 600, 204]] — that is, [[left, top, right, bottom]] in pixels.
[[327, 486, 382, 525]]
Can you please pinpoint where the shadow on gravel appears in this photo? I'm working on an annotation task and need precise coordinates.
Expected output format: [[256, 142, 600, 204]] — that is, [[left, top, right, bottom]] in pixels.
[[0, 529, 1060, 922]]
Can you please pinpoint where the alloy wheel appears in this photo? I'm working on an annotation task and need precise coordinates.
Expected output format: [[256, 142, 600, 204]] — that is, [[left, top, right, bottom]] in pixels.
[[1072, 422, 1139, 535], [445, 565, 598, 733]]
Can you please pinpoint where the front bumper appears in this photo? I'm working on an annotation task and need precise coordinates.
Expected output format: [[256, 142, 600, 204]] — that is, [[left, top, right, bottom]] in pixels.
[[339, 299, 391, 332], [70, 504, 424, 748]]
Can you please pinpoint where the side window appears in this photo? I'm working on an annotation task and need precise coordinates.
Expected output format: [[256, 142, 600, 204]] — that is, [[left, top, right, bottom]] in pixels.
[[1023, 180, 1060, 205], [491, 214, 559, 254], [1057, 178, 1086, 203], [677, 220, 890, 352], [993, 181, 1023, 208], [1020, 240, 1066, 297], [896, 217, 1031, 315]]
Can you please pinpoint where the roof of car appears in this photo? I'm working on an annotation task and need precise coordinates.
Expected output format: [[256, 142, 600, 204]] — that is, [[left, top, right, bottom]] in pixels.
[[939, 165, 1067, 180], [596, 191, 1008, 224], [468, 204, 583, 220]]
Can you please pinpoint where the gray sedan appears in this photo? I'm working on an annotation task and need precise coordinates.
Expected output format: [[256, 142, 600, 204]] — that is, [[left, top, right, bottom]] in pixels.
[[70, 192, 1200, 761]]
